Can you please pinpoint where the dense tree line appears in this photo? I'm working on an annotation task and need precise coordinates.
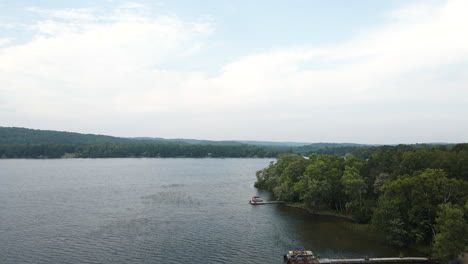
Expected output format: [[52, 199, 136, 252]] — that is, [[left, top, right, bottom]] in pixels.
[[0, 142, 284, 158], [296, 143, 368, 156], [0, 127, 369, 151], [255, 144, 468, 261]]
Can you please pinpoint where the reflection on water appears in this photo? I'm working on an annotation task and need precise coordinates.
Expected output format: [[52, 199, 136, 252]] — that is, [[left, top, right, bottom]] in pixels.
[[0, 158, 419, 264], [141, 191, 202, 206], [161, 183, 185, 188]]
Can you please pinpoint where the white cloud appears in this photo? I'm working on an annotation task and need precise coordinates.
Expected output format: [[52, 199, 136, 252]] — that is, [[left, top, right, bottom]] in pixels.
[[1, 0, 468, 143], [26, 7, 97, 21], [0, 23, 15, 29], [118, 2, 146, 9], [0, 8, 214, 117], [0, 38, 11, 47]]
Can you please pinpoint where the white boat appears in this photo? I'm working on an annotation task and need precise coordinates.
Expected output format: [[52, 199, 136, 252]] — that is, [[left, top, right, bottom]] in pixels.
[[249, 196, 264, 205]]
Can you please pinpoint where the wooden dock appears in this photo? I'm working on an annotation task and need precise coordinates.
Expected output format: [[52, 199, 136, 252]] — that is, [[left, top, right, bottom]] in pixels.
[[249, 201, 284, 205], [262, 201, 284, 204], [318, 257, 429, 264]]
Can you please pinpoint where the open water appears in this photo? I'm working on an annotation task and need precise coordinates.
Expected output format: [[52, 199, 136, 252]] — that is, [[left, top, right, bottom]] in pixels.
[[0, 158, 414, 264]]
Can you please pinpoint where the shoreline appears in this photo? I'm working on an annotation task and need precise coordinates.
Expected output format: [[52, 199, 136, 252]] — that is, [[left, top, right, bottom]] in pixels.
[[283, 203, 356, 222], [282, 203, 433, 257]]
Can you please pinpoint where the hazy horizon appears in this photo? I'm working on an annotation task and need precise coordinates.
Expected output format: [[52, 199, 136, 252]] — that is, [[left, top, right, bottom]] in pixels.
[[1, 0, 468, 144]]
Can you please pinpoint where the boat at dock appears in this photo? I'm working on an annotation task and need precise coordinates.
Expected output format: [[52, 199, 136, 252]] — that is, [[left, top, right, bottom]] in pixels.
[[249, 196, 264, 204], [282, 245, 429, 264], [249, 196, 285, 205], [284, 245, 316, 264]]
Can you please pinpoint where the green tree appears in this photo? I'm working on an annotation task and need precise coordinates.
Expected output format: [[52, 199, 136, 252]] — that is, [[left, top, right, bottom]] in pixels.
[[373, 172, 390, 194], [295, 155, 345, 211], [341, 166, 367, 210], [373, 169, 468, 245], [298, 160, 333, 210], [432, 203, 468, 262], [372, 198, 409, 247], [255, 161, 278, 189]]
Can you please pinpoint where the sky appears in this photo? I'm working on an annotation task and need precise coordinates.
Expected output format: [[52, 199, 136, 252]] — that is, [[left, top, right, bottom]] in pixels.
[[1, 0, 467, 144]]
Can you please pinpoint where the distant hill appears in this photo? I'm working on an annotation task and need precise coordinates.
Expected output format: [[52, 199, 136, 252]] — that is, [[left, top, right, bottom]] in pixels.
[[133, 137, 246, 146], [0, 127, 458, 159], [300, 142, 368, 148], [236, 140, 311, 147], [134, 137, 311, 147], [0, 127, 310, 147], [0, 127, 286, 159], [0, 127, 132, 144], [2, 126, 451, 149]]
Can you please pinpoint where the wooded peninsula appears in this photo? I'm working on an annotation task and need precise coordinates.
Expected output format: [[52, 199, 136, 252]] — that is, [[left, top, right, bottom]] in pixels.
[[255, 144, 468, 262]]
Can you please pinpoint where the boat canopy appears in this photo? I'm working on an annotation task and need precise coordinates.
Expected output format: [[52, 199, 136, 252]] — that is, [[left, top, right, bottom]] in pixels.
[[292, 245, 305, 250]]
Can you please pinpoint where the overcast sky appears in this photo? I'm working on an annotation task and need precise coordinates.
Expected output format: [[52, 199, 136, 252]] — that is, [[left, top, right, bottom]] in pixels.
[[1, 0, 467, 144]]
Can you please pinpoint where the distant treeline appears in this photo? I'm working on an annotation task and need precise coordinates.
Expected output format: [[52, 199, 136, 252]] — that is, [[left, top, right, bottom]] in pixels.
[[295, 143, 369, 156], [0, 126, 462, 159], [0, 143, 286, 158], [0, 142, 375, 159], [0, 127, 286, 158], [255, 143, 468, 261], [0, 126, 373, 158], [0, 127, 133, 145]]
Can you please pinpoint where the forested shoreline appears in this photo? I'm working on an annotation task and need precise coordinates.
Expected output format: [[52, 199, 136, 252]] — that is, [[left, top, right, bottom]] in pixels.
[[255, 144, 468, 261], [0, 143, 285, 158], [0, 127, 360, 158]]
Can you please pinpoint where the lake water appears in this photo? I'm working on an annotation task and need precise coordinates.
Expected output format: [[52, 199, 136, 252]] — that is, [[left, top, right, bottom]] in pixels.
[[0, 158, 414, 264]]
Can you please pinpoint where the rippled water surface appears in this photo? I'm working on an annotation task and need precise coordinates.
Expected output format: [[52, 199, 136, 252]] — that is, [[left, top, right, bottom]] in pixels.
[[1, 158, 410, 264]]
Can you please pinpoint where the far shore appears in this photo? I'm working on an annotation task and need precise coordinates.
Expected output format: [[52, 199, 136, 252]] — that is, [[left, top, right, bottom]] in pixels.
[[0, 156, 275, 159]]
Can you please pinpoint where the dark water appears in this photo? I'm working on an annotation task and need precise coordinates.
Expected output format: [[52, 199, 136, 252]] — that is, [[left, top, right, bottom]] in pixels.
[[0, 158, 412, 264]]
